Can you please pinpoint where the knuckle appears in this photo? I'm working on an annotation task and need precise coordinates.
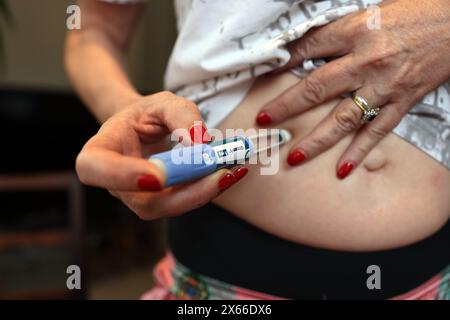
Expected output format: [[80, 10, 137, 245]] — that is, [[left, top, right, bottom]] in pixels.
[[344, 56, 361, 79], [172, 96, 199, 114], [158, 90, 176, 100], [184, 100, 199, 112], [367, 124, 389, 141], [353, 143, 371, 159], [390, 104, 405, 119], [347, 14, 369, 37], [302, 76, 325, 104], [272, 96, 293, 119], [372, 85, 392, 102], [390, 78, 405, 92], [289, 42, 308, 62], [334, 106, 361, 133], [308, 135, 332, 151], [370, 52, 395, 70], [144, 91, 174, 106], [390, 64, 420, 91], [366, 40, 403, 70], [303, 34, 321, 55], [291, 35, 317, 60]]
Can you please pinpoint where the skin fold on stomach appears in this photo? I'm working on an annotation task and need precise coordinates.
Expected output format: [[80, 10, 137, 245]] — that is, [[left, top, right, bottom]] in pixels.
[[212, 71, 450, 251]]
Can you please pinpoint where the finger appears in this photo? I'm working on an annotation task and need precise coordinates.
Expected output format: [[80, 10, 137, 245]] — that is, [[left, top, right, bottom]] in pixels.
[[145, 92, 212, 144], [279, 22, 352, 72], [76, 143, 165, 191], [157, 166, 249, 216], [257, 55, 361, 126], [122, 166, 249, 219], [286, 88, 389, 166], [336, 103, 406, 179], [134, 123, 170, 143]]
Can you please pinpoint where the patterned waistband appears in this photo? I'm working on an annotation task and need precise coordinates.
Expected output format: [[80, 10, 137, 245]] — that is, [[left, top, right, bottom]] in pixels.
[[142, 252, 450, 300], [144, 253, 281, 300]]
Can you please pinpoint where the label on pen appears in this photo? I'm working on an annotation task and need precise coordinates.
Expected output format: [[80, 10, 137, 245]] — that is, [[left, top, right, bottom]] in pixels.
[[211, 139, 247, 165]]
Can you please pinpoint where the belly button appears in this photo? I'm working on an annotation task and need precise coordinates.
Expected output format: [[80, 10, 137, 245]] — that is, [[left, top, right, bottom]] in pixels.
[[362, 148, 388, 172]]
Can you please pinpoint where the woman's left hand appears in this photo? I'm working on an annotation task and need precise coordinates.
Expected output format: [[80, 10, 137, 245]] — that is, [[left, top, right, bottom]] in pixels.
[[256, 0, 450, 179]]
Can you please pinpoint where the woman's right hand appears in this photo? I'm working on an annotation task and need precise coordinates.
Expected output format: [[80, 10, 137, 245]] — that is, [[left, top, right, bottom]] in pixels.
[[75, 91, 248, 219]]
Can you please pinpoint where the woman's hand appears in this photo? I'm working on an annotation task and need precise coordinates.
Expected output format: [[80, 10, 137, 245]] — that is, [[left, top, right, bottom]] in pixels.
[[256, 0, 450, 179], [76, 92, 248, 219]]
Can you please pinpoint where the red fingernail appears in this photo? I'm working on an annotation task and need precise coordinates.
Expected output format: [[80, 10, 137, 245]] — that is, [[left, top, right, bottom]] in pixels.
[[337, 162, 354, 180], [232, 167, 249, 182], [189, 123, 212, 144], [256, 112, 272, 126], [287, 150, 306, 166], [218, 173, 237, 192], [137, 174, 162, 191]]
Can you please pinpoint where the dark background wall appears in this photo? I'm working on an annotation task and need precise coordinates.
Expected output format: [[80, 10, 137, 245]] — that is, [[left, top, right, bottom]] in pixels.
[[0, 0, 177, 299]]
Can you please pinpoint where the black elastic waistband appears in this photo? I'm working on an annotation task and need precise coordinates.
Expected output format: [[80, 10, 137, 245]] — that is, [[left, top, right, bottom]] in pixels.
[[168, 204, 450, 300]]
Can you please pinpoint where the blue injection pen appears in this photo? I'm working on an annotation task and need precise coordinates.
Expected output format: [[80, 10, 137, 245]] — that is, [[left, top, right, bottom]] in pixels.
[[149, 130, 291, 188]]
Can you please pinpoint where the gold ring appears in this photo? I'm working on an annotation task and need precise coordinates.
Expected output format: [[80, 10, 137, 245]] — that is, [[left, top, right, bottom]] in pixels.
[[352, 94, 380, 123]]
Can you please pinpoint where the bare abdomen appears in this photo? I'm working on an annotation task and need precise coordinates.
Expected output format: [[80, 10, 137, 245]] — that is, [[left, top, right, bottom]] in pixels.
[[212, 71, 450, 251]]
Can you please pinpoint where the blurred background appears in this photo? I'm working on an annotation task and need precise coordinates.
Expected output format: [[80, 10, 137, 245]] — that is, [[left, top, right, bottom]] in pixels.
[[0, 0, 176, 299]]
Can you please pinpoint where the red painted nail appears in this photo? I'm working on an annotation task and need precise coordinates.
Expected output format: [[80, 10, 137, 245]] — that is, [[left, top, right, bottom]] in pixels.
[[287, 150, 306, 166], [256, 112, 272, 126], [218, 173, 237, 192], [189, 123, 212, 144], [232, 167, 249, 182], [337, 162, 354, 180], [137, 174, 162, 191]]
